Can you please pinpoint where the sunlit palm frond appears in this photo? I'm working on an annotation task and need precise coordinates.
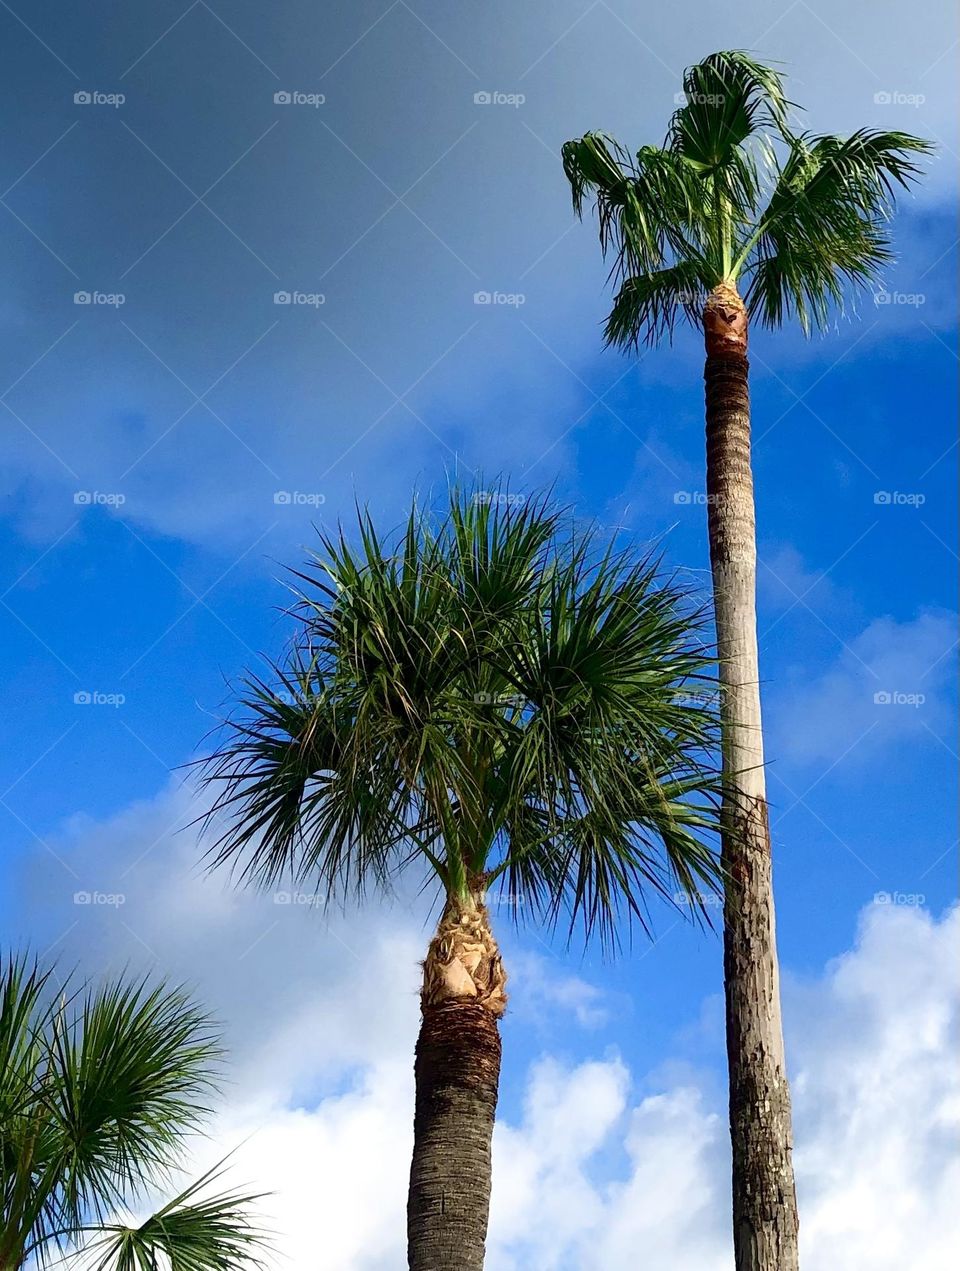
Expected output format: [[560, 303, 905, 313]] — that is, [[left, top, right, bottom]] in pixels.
[[88, 1165, 267, 1271], [42, 979, 222, 1228], [486, 539, 720, 944], [743, 128, 931, 330], [669, 50, 789, 158], [563, 51, 931, 346], [199, 487, 722, 950]]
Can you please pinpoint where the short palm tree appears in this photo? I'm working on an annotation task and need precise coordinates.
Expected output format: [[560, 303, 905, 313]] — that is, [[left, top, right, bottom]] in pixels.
[[562, 50, 930, 1271], [199, 487, 721, 1271], [0, 953, 265, 1271]]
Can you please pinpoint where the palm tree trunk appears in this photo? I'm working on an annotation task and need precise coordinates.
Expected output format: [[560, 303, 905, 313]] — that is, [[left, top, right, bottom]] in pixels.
[[703, 281, 800, 1271], [407, 897, 506, 1271]]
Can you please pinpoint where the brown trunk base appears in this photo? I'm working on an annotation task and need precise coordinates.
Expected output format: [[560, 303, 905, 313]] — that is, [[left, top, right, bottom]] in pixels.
[[407, 1001, 501, 1271], [723, 798, 799, 1271]]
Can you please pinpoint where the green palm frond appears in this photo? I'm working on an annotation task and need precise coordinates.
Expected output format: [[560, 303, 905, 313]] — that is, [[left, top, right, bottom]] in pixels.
[[742, 128, 932, 330], [88, 1165, 266, 1271], [0, 955, 266, 1271], [562, 50, 930, 346], [605, 263, 707, 348], [44, 979, 222, 1221], [668, 51, 788, 161], [199, 485, 722, 950], [667, 51, 788, 216], [562, 135, 708, 284]]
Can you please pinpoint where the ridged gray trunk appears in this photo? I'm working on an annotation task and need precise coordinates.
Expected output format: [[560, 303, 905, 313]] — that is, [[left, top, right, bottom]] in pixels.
[[406, 899, 506, 1271], [703, 282, 800, 1271]]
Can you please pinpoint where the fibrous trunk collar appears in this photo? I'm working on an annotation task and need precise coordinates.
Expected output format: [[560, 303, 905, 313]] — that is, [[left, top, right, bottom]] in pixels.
[[704, 281, 748, 357], [421, 899, 507, 1017]]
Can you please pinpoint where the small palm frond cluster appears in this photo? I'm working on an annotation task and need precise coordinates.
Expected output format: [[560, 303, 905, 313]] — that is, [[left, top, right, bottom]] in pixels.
[[200, 488, 722, 948], [562, 50, 932, 344], [0, 955, 265, 1271]]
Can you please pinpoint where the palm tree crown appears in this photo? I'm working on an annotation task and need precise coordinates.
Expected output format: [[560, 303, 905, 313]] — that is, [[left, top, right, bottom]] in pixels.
[[0, 954, 265, 1271], [562, 50, 932, 345], [200, 487, 721, 945]]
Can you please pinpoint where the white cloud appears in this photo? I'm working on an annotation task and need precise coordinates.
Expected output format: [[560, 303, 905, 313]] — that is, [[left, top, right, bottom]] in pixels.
[[14, 785, 959, 1269], [196, 902, 958, 1270], [769, 608, 957, 766]]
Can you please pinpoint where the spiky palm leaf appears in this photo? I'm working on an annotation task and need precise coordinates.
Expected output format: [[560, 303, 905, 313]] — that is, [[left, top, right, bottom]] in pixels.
[[562, 50, 930, 347], [199, 486, 722, 948], [0, 955, 266, 1271]]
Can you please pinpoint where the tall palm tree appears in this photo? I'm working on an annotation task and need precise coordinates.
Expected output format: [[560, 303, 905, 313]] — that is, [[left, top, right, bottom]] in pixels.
[[562, 50, 930, 1271], [0, 953, 265, 1270], [199, 487, 722, 1271]]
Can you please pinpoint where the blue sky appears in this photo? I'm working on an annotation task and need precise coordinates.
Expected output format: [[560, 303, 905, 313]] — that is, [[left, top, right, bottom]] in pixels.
[[0, 2, 957, 1267]]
